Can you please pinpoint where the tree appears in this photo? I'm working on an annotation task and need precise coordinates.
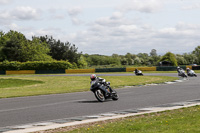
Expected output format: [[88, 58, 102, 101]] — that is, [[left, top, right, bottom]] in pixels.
[[0, 31, 7, 61], [2, 31, 27, 61], [150, 49, 157, 57], [77, 55, 88, 68], [2, 31, 53, 62], [120, 57, 128, 65], [20, 38, 53, 61], [137, 53, 149, 65], [183, 53, 197, 65], [39, 35, 81, 64], [149, 49, 160, 65], [192, 46, 200, 64], [176, 54, 187, 65], [125, 53, 134, 65], [134, 57, 141, 65], [159, 52, 178, 66]]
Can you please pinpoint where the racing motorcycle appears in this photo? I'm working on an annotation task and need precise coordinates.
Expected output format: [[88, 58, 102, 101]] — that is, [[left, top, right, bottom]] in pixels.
[[177, 68, 187, 78], [134, 70, 143, 76], [90, 80, 119, 102], [187, 68, 197, 77]]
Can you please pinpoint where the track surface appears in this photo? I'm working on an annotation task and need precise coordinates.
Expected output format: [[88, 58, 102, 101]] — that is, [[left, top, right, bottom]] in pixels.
[[0, 73, 199, 128]]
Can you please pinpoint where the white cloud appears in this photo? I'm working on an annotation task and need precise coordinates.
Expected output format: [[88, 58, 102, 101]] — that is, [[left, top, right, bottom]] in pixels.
[[34, 28, 64, 38], [0, 0, 13, 5], [111, 12, 123, 19], [67, 6, 83, 25], [11, 6, 41, 20], [0, 6, 41, 21], [67, 6, 82, 16], [182, 3, 200, 10], [8, 23, 19, 30], [118, 0, 163, 13], [0, 10, 10, 21], [47, 8, 66, 20], [68, 12, 200, 55], [94, 12, 133, 27]]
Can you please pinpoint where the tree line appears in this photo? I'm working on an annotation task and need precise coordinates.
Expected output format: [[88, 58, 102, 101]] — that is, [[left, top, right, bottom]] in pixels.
[[0, 30, 81, 65], [0, 30, 200, 68], [82, 48, 200, 68]]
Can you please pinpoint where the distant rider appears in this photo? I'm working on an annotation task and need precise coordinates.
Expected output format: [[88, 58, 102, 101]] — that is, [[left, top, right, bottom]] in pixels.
[[177, 66, 183, 72], [186, 68, 189, 74], [177, 66, 182, 76], [134, 68, 139, 74], [186, 67, 197, 77]]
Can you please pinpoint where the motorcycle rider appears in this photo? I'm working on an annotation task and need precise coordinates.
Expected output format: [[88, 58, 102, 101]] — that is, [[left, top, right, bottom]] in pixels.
[[177, 66, 183, 73], [186, 67, 197, 77], [177, 66, 187, 77], [134, 68, 139, 74], [177, 66, 181, 71], [186, 68, 190, 74], [90, 74, 114, 95]]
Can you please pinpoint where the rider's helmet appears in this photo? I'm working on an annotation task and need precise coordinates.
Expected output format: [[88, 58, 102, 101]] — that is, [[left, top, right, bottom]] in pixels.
[[177, 66, 180, 70], [90, 74, 97, 81], [186, 68, 190, 71]]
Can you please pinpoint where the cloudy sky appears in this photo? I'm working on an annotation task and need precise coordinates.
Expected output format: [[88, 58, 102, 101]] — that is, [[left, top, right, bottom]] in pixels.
[[0, 0, 200, 55]]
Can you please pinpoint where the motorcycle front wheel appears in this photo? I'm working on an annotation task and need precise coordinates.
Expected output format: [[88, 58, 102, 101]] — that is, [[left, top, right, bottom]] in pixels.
[[94, 89, 105, 102], [112, 90, 119, 101]]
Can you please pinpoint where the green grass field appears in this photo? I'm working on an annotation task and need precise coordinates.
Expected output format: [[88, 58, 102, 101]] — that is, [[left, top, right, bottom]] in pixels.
[[0, 78, 44, 88], [63, 105, 200, 133], [0, 75, 177, 98]]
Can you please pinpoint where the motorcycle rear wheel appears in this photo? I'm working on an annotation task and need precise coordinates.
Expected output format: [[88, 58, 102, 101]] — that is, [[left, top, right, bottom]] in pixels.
[[95, 89, 105, 102]]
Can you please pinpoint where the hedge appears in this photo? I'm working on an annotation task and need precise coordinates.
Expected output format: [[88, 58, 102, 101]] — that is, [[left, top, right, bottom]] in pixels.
[[66, 69, 95, 73], [126, 67, 156, 72], [0, 70, 6, 75], [156, 66, 186, 71], [0, 61, 73, 70], [192, 66, 200, 70], [95, 68, 126, 72]]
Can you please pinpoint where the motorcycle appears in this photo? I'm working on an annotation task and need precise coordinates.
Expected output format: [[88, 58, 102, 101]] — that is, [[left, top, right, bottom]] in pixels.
[[177, 68, 187, 78], [134, 70, 143, 76], [187, 69, 197, 77], [90, 80, 119, 102]]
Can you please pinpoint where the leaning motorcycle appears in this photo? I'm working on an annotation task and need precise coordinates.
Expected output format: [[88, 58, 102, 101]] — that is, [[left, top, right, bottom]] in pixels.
[[178, 69, 187, 78], [90, 80, 119, 102], [134, 70, 143, 76], [187, 69, 197, 77]]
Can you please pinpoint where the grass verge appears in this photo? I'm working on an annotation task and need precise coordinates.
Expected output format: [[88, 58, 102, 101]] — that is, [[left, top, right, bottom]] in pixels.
[[42, 105, 200, 133], [0, 76, 177, 98], [0, 79, 43, 88]]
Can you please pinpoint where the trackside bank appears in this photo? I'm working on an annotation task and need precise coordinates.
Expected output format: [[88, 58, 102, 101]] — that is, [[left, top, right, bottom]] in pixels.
[[1, 66, 199, 75]]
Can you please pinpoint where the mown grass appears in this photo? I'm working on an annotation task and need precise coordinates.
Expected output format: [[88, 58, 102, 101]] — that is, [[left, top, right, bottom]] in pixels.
[[63, 105, 200, 133], [0, 75, 177, 98], [0, 79, 44, 88]]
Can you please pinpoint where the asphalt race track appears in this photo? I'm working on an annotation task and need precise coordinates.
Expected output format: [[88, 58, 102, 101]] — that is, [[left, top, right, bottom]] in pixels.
[[0, 73, 200, 129]]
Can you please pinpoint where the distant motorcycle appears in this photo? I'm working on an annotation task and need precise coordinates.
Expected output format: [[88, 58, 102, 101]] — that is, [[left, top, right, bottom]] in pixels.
[[177, 68, 187, 78], [187, 68, 197, 77], [134, 69, 143, 76], [90, 80, 119, 102]]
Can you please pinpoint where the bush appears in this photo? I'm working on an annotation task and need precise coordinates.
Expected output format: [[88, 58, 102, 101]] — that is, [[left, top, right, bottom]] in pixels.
[[0, 61, 21, 70], [0, 61, 73, 70], [159, 52, 178, 66]]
